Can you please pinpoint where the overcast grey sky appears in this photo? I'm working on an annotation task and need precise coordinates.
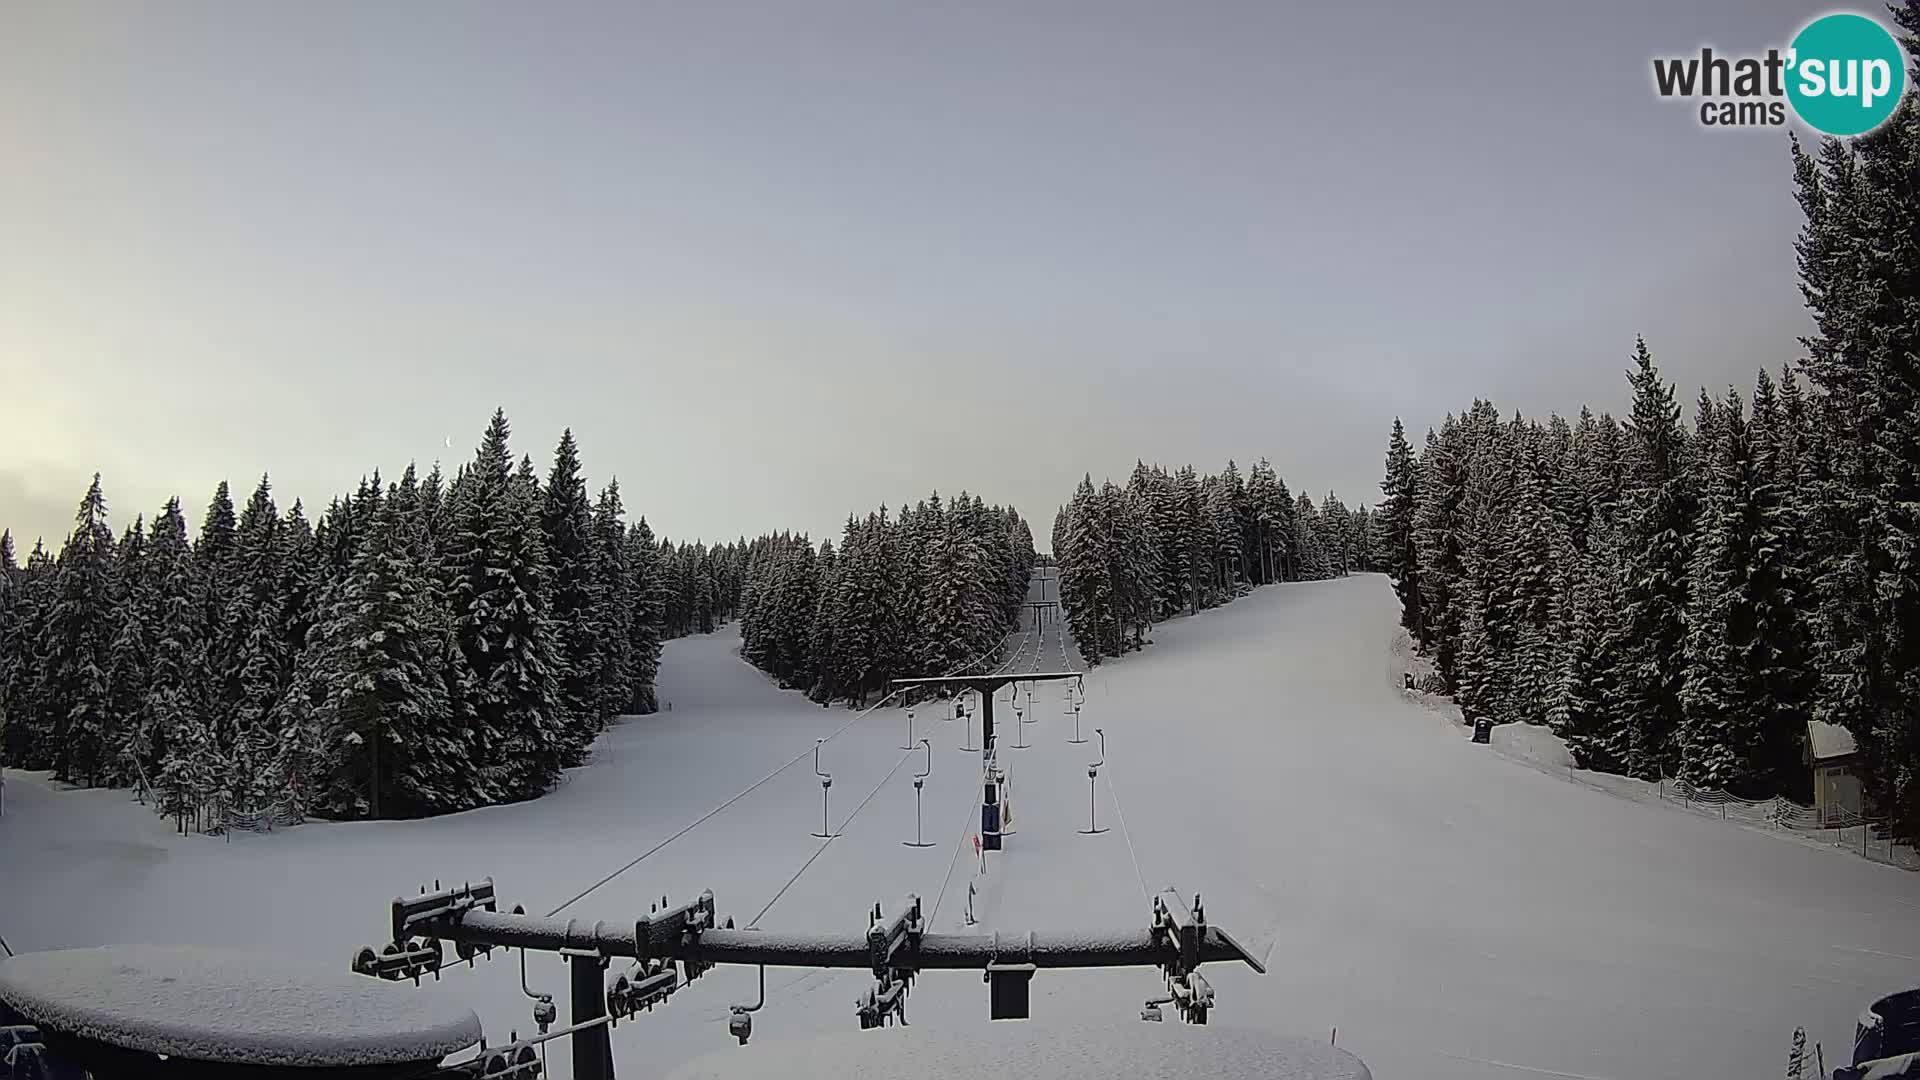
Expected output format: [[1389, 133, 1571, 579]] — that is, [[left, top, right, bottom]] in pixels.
[[1, 1, 1836, 552]]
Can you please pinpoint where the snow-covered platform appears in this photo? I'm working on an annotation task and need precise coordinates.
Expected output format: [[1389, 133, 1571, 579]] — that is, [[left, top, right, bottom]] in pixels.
[[665, 1017, 1371, 1080], [0, 944, 482, 1074]]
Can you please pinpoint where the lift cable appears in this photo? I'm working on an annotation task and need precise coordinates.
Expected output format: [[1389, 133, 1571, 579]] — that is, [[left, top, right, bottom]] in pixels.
[[747, 741, 923, 929], [743, 614, 1045, 1002], [985, 617, 1036, 678], [545, 631, 1016, 919], [1066, 617, 1149, 905], [1078, 642, 1149, 902], [747, 771, 963, 1013], [930, 612, 1084, 928], [925, 787, 984, 926], [1105, 765, 1153, 905]]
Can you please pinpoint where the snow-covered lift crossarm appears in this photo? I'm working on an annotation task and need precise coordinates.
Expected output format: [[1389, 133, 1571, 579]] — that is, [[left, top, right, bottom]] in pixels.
[[352, 879, 1265, 1079], [889, 672, 1082, 757], [372, 896, 1265, 974], [890, 671, 1084, 851]]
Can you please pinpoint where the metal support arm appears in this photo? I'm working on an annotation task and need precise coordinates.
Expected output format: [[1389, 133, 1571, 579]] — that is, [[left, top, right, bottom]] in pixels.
[[356, 878, 1264, 1074], [404, 908, 1263, 974]]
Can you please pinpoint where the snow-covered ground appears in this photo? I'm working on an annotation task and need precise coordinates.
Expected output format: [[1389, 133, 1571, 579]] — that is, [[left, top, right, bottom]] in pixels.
[[6, 574, 1920, 1079]]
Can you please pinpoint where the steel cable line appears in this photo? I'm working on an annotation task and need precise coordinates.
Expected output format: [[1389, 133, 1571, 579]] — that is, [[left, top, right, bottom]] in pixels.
[[544, 627, 1019, 918], [986, 617, 1037, 678], [925, 789, 983, 926], [746, 745, 921, 928], [748, 607, 1052, 949], [1104, 767, 1153, 905], [1075, 652, 1150, 904]]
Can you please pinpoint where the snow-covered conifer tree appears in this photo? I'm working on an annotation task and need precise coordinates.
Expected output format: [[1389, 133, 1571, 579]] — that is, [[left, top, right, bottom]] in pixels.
[[541, 429, 603, 762], [1615, 338, 1695, 779], [41, 475, 118, 785], [446, 409, 565, 802], [625, 516, 663, 713]]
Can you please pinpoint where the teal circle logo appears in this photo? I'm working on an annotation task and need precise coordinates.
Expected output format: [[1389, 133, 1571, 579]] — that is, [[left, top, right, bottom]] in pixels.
[[1786, 12, 1908, 136]]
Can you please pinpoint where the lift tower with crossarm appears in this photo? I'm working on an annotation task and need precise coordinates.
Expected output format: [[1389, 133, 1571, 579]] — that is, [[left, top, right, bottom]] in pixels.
[[889, 671, 1081, 851]]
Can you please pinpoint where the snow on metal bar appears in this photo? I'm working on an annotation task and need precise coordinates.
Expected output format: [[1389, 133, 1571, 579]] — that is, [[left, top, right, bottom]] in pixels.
[[404, 907, 1262, 973], [891, 672, 1082, 688]]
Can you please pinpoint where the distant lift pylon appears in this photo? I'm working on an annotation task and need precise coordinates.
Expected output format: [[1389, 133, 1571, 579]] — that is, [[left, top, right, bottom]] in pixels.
[[889, 671, 1082, 852]]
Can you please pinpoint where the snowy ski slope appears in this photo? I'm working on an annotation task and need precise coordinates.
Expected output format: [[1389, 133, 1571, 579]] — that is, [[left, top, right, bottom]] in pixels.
[[4, 573, 1919, 1079]]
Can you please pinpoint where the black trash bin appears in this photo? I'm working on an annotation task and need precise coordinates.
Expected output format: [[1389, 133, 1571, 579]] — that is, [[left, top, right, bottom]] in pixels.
[[1856, 987, 1920, 1066], [1471, 717, 1492, 744]]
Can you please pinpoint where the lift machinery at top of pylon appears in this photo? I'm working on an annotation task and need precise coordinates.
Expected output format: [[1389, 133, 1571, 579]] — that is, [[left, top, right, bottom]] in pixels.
[[888, 669, 1082, 852], [0, 872, 1282, 1080], [332, 875, 1270, 1079]]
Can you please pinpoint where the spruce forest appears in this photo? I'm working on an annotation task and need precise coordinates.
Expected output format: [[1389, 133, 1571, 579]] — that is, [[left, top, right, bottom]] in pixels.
[[1051, 461, 1375, 664], [1376, 119, 1920, 842], [0, 411, 1023, 827], [0, 411, 676, 825], [733, 495, 1039, 704]]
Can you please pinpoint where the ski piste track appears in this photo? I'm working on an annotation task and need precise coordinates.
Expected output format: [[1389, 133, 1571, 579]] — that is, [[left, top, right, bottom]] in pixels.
[[693, 566, 1130, 1028], [534, 565, 1160, 1070], [543, 567, 1091, 927], [7, 573, 1920, 1080]]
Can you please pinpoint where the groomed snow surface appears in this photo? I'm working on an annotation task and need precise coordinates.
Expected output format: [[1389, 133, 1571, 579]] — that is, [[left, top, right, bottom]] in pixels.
[[4, 575, 1919, 1079]]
